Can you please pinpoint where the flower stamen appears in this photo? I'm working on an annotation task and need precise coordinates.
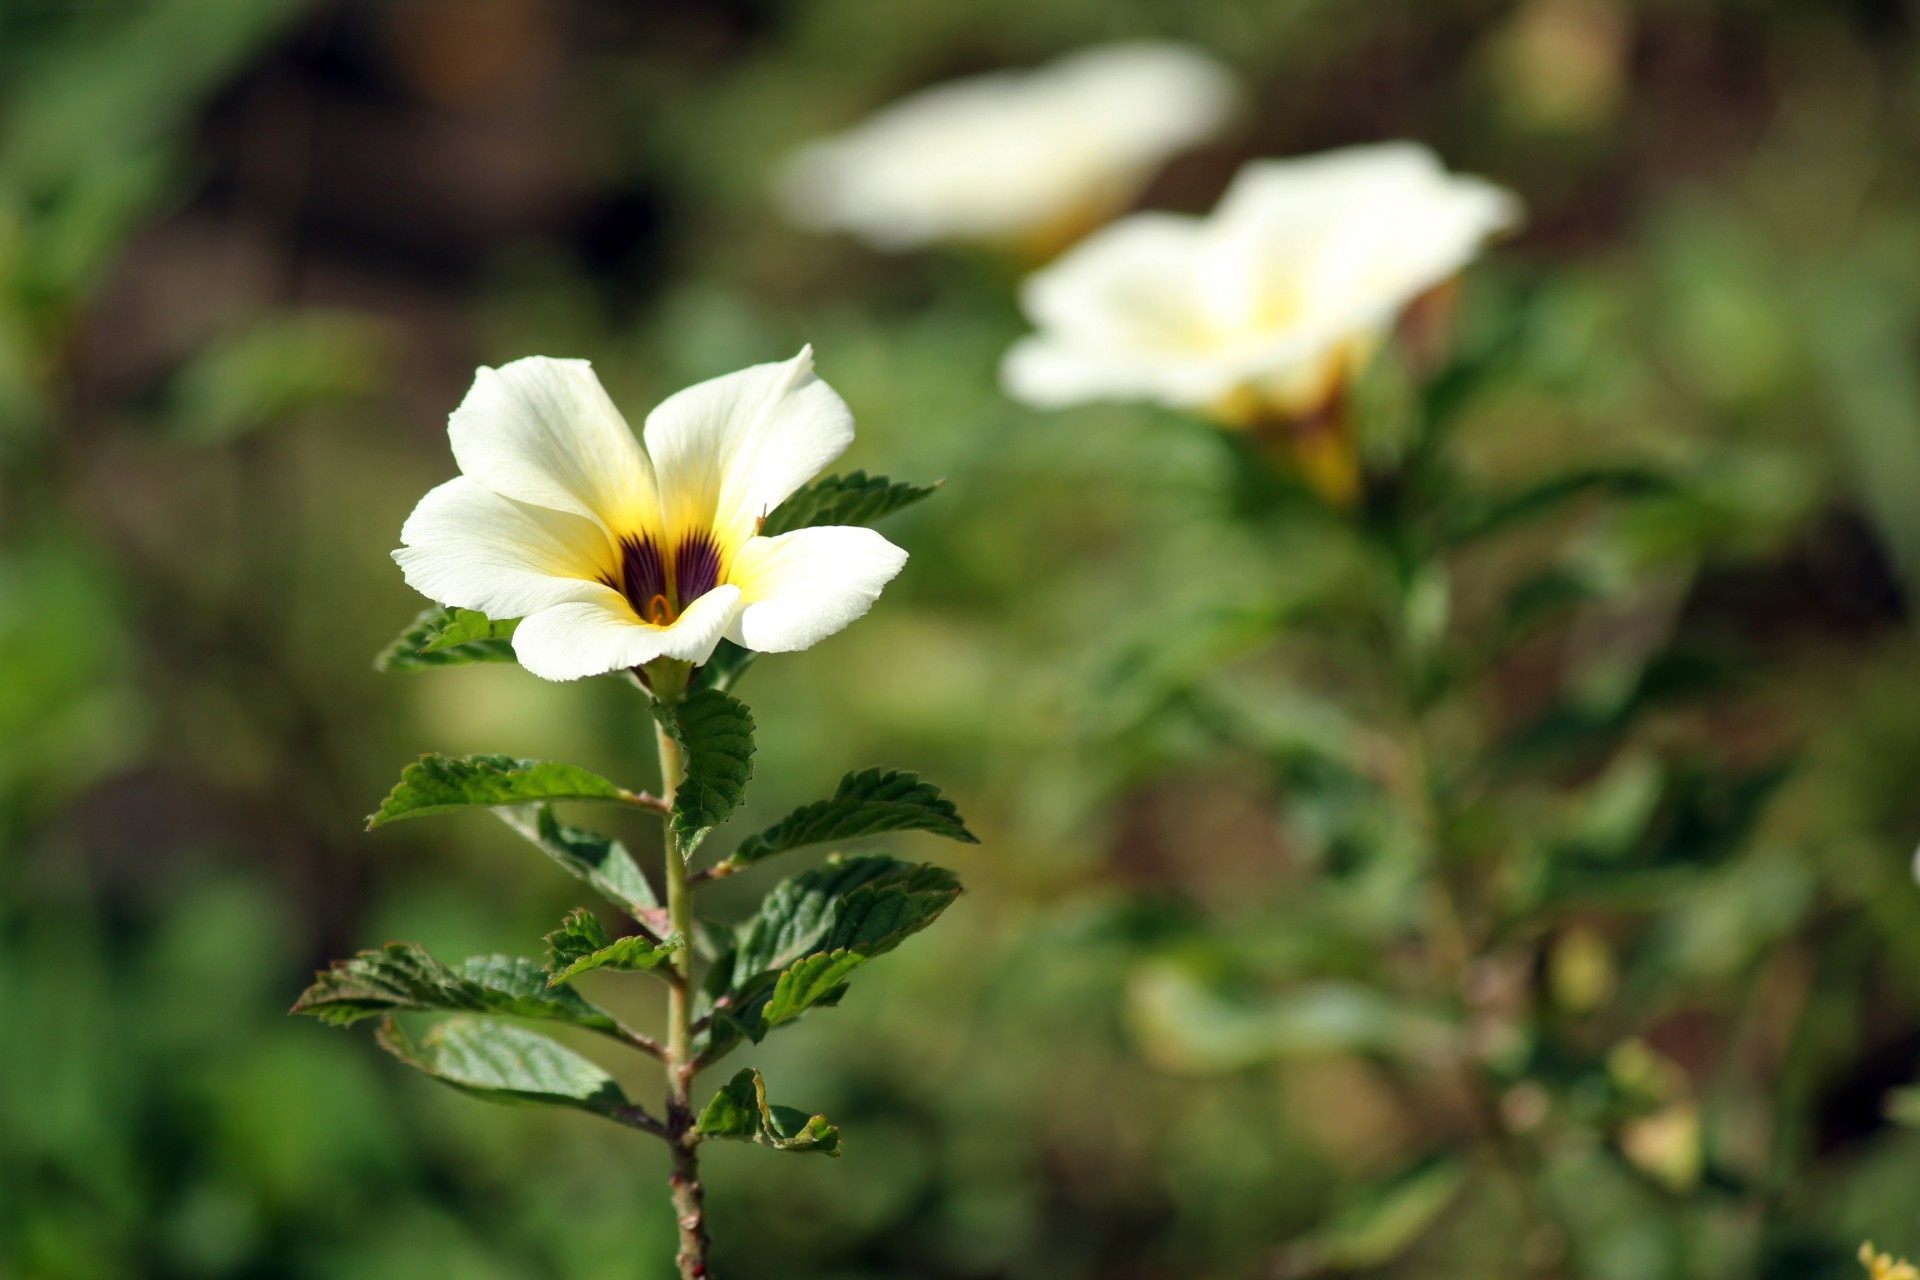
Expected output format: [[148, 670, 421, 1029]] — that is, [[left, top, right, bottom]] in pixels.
[[674, 532, 723, 605], [613, 531, 727, 627]]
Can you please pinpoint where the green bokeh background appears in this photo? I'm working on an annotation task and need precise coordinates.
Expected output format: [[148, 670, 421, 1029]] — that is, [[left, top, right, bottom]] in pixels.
[[5, 1, 1920, 1277]]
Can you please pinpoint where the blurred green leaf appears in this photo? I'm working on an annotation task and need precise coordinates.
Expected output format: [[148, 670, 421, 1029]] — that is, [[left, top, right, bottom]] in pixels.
[[711, 768, 978, 878], [656, 689, 755, 852], [695, 1067, 841, 1155], [367, 755, 632, 828], [542, 908, 678, 985], [1443, 467, 1672, 546], [1540, 756, 1794, 904], [1126, 961, 1457, 1073], [1492, 648, 1745, 772], [375, 607, 519, 671], [1808, 268, 1920, 605], [496, 804, 661, 921], [292, 943, 622, 1039], [1278, 1157, 1469, 1274], [1888, 1088, 1920, 1128], [168, 311, 385, 443], [375, 1016, 632, 1117], [761, 470, 938, 537], [1495, 563, 1610, 646]]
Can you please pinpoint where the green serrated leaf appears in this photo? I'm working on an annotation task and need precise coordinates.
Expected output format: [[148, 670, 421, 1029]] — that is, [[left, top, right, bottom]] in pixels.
[[703, 855, 962, 1052], [375, 606, 519, 671], [291, 942, 622, 1038], [714, 768, 978, 877], [761, 470, 939, 538], [496, 804, 660, 921], [656, 689, 755, 853], [694, 1067, 840, 1155], [424, 608, 520, 652], [368, 755, 630, 828], [732, 855, 957, 978], [376, 1016, 632, 1116], [760, 951, 862, 1027], [543, 907, 679, 985]]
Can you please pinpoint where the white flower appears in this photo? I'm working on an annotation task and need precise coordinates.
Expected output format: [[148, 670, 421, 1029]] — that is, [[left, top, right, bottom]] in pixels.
[[1001, 142, 1522, 421], [774, 42, 1236, 253], [393, 348, 907, 681]]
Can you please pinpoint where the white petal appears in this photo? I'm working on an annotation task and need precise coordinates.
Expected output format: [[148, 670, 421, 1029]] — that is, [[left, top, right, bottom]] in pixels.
[[1001, 143, 1520, 417], [1018, 213, 1209, 342], [726, 526, 907, 653], [393, 477, 616, 619], [642, 346, 853, 549], [773, 42, 1235, 250], [511, 585, 743, 681], [448, 356, 657, 535], [1210, 144, 1520, 333], [1001, 334, 1236, 411]]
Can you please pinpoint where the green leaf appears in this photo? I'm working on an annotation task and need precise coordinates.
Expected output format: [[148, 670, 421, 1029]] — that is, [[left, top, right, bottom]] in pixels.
[[1280, 1157, 1469, 1272], [1888, 1087, 1920, 1128], [376, 1016, 632, 1117], [1441, 468, 1672, 546], [496, 804, 660, 921], [691, 639, 757, 694], [655, 689, 755, 852], [368, 754, 630, 828], [694, 1068, 840, 1155], [733, 855, 961, 979], [169, 309, 385, 444], [425, 609, 520, 652], [375, 606, 519, 671], [760, 470, 939, 538], [1126, 962, 1458, 1073], [292, 942, 622, 1039], [759, 951, 865, 1027], [714, 768, 978, 877], [703, 855, 962, 1050], [543, 908, 679, 985]]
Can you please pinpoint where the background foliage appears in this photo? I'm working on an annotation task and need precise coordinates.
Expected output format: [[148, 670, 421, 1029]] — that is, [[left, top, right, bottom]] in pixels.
[[4, 1, 1920, 1277]]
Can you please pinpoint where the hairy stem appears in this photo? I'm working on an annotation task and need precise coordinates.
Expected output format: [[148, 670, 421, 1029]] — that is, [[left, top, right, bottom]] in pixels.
[[655, 715, 711, 1278]]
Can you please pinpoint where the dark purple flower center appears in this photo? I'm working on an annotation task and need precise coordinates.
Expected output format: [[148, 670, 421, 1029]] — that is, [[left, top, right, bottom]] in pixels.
[[613, 531, 723, 625]]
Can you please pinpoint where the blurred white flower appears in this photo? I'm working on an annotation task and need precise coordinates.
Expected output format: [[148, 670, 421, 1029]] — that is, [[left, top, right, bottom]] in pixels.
[[774, 42, 1237, 253], [1001, 142, 1521, 488], [394, 348, 906, 681]]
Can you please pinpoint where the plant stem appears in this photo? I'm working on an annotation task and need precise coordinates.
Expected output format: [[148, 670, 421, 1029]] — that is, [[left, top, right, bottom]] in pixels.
[[1375, 517, 1572, 1269], [655, 714, 711, 1278]]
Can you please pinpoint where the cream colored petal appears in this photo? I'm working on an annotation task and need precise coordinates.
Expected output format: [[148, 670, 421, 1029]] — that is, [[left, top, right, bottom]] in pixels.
[[393, 477, 616, 619], [511, 585, 743, 681], [1000, 335, 1236, 411], [1018, 212, 1211, 344], [726, 526, 906, 653], [1209, 144, 1520, 334], [448, 356, 657, 535], [773, 42, 1235, 250], [641, 346, 854, 550]]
